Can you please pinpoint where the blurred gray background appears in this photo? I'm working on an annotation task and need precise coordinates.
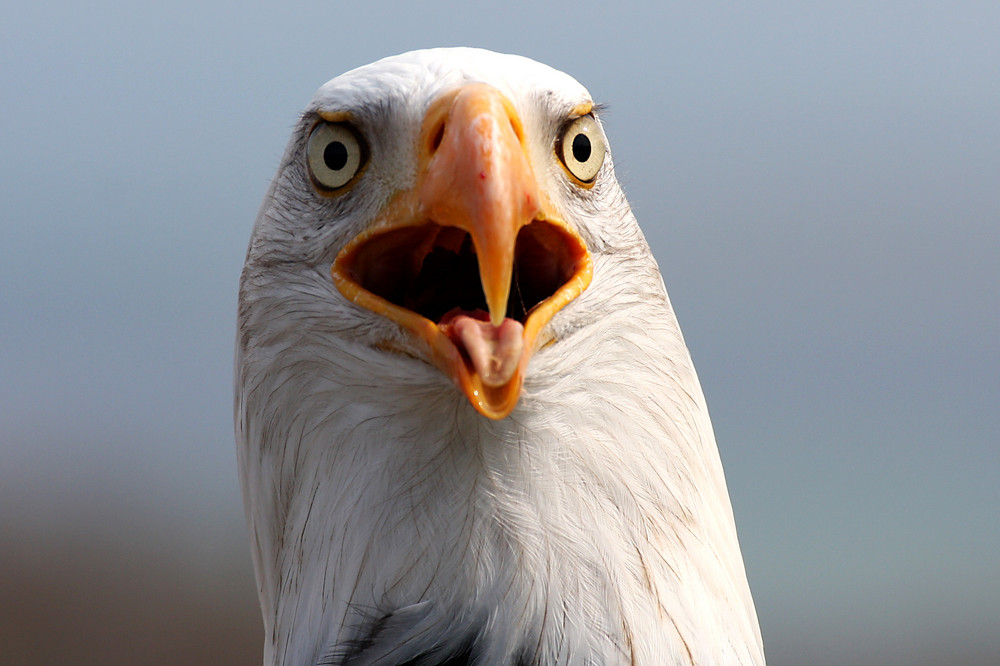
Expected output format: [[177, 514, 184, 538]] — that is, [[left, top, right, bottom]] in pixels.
[[2, 2, 997, 664]]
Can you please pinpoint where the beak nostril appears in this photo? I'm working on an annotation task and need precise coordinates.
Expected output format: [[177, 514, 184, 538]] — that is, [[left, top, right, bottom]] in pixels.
[[429, 121, 445, 154]]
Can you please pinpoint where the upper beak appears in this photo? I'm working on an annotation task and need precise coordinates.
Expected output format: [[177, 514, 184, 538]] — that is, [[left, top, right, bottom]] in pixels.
[[419, 84, 538, 327], [332, 84, 592, 419]]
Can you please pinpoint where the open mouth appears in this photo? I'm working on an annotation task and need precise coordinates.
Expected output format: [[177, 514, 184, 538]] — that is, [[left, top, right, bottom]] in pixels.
[[332, 214, 591, 418], [344, 219, 587, 327]]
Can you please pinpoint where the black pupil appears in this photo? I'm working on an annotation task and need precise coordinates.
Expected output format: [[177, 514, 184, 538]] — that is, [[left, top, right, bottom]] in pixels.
[[571, 133, 591, 163], [324, 141, 349, 171]]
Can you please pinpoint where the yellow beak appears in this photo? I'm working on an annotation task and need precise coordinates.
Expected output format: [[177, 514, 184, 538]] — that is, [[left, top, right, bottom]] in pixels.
[[332, 84, 592, 419]]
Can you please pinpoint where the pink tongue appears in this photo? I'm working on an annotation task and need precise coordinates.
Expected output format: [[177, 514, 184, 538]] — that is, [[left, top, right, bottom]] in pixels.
[[444, 313, 524, 388]]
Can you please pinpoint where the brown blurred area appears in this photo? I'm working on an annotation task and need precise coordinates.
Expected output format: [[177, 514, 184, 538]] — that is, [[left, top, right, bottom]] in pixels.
[[3, 511, 998, 666], [0, 516, 262, 665]]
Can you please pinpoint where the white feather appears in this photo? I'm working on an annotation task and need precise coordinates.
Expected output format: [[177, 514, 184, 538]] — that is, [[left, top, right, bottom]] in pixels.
[[237, 47, 764, 665]]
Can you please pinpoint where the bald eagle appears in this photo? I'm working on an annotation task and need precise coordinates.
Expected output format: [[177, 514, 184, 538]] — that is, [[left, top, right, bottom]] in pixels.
[[236, 47, 764, 666]]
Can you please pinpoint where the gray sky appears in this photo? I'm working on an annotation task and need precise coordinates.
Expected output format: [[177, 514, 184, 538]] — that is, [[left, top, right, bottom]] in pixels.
[[2, 2, 998, 664]]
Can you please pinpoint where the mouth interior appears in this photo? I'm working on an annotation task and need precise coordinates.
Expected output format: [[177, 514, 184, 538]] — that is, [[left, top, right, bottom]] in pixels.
[[346, 221, 585, 325]]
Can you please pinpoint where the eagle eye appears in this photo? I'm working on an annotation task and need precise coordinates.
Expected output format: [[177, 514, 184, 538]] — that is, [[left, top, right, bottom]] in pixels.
[[307, 122, 365, 192], [557, 115, 606, 184]]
